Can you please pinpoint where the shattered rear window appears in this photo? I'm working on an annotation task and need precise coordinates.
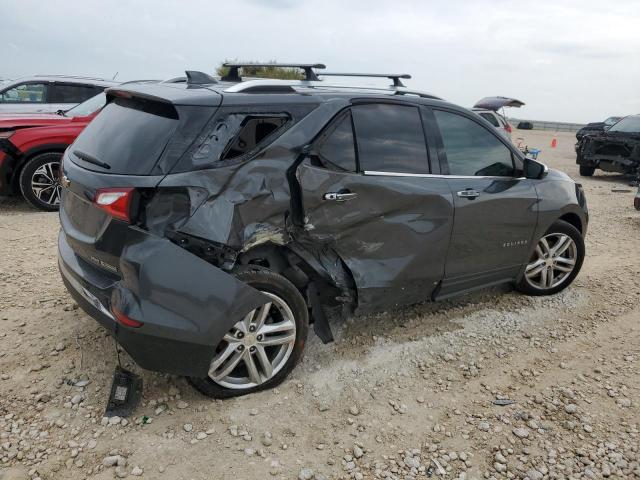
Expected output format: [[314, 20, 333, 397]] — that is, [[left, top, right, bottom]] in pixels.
[[190, 112, 289, 166]]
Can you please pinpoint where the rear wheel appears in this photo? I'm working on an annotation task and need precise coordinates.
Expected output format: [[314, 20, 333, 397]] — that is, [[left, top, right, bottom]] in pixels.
[[188, 268, 308, 398], [19, 152, 63, 211], [579, 165, 595, 177], [515, 220, 584, 296]]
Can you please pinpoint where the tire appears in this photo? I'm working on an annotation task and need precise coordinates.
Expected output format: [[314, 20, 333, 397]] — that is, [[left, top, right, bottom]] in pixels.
[[19, 152, 63, 211], [579, 165, 595, 177], [188, 267, 309, 398], [515, 220, 585, 296]]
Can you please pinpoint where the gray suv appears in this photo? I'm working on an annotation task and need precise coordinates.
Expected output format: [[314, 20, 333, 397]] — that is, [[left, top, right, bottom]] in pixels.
[[57, 64, 588, 398]]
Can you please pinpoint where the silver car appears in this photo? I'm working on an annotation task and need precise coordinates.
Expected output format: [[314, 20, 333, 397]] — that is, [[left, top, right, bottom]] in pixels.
[[0, 75, 118, 114]]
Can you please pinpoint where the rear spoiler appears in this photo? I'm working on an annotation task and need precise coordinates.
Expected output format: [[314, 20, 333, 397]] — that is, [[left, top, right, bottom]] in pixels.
[[105, 82, 221, 107]]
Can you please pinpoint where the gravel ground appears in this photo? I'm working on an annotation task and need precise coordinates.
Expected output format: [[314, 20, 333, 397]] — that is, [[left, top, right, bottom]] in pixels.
[[1, 130, 639, 480]]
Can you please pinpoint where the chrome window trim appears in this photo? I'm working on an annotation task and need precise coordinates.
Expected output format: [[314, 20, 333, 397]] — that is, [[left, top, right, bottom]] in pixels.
[[363, 170, 526, 180]]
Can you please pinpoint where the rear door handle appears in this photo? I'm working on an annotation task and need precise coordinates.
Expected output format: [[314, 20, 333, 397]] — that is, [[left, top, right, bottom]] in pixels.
[[457, 189, 480, 199], [323, 191, 358, 202]]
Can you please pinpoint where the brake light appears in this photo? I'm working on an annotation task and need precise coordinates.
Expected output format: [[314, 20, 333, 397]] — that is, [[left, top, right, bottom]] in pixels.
[[505, 123, 513, 133], [112, 306, 143, 328], [94, 188, 134, 222]]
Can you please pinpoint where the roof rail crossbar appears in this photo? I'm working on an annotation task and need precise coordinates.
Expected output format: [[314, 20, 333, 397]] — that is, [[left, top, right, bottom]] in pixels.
[[185, 70, 218, 85], [221, 63, 326, 82], [320, 72, 411, 87]]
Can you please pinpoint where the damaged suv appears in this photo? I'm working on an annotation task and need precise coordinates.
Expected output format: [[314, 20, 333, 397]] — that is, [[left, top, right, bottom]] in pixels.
[[58, 65, 588, 398], [576, 114, 640, 177]]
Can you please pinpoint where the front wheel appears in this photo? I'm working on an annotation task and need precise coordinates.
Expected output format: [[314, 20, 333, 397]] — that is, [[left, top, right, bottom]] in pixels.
[[188, 268, 308, 398], [515, 220, 585, 296], [19, 152, 63, 211]]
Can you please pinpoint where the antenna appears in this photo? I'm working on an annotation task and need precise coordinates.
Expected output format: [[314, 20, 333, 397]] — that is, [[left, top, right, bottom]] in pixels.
[[112, 72, 119, 81], [221, 63, 326, 82]]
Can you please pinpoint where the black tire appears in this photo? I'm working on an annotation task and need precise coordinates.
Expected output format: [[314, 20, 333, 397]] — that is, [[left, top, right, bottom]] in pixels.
[[515, 220, 585, 296], [18, 152, 63, 211], [188, 267, 309, 399], [579, 165, 595, 177]]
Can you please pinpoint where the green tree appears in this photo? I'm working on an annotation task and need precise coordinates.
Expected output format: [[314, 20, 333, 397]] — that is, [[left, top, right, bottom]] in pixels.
[[216, 60, 303, 80]]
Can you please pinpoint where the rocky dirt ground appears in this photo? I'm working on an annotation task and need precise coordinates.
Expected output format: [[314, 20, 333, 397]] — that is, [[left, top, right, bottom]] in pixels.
[[0, 130, 639, 480]]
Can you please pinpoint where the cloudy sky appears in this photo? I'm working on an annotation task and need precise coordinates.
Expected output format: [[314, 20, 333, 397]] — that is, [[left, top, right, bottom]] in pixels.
[[3, 0, 639, 122]]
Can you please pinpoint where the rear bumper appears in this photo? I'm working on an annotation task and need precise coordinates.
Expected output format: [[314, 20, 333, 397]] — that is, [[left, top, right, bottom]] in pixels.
[[58, 229, 267, 377]]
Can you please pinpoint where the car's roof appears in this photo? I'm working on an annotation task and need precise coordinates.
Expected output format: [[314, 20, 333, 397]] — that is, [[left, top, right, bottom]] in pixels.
[[107, 78, 456, 110], [3, 75, 119, 88]]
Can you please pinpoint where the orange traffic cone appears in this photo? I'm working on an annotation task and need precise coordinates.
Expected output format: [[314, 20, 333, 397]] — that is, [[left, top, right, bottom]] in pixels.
[[551, 137, 558, 148]]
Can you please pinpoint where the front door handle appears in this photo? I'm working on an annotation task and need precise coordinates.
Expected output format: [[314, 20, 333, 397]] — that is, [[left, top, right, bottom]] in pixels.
[[323, 191, 358, 202], [457, 189, 480, 199]]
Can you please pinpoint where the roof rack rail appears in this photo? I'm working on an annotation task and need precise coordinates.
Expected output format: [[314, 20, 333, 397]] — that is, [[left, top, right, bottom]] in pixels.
[[224, 79, 442, 100], [320, 72, 411, 87], [35, 74, 109, 81], [221, 63, 326, 82], [185, 70, 218, 85]]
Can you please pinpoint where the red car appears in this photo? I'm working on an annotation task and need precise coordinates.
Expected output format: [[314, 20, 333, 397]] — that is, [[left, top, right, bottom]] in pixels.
[[0, 93, 106, 210]]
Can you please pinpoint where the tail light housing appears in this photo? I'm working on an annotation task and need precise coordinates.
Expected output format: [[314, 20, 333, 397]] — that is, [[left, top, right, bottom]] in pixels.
[[504, 123, 513, 133], [94, 188, 134, 222], [111, 306, 143, 328]]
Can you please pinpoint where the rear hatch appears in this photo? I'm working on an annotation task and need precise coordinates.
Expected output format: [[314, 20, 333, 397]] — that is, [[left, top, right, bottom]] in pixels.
[[60, 83, 221, 275]]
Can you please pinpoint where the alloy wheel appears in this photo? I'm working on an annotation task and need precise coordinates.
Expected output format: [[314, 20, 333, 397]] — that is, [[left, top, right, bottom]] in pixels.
[[524, 233, 577, 290], [30, 161, 61, 206], [208, 291, 297, 389]]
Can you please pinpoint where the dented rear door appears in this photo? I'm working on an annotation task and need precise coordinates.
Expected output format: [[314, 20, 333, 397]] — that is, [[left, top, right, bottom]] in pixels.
[[296, 103, 454, 311]]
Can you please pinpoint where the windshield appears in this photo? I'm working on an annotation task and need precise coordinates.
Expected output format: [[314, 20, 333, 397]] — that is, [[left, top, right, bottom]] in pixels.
[[64, 92, 106, 117], [608, 116, 640, 133], [604, 116, 621, 126]]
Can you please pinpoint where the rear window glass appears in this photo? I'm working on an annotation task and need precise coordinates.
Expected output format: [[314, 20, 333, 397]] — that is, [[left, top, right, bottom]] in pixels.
[[70, 98, 178, 175], [317, 114, 357, 172], [352, 104, 429, 174]]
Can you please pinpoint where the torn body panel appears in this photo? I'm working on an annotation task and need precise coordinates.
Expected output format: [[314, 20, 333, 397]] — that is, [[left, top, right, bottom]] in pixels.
[[58, 228, 268, 377], [295, 161, 454, 312], [577, 133, 640, 175]]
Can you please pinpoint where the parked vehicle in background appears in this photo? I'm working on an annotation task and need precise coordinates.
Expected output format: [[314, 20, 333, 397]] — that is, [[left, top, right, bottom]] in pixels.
[[0, 92, 107, 210], [472, 97, 524, 140], [575, 116, 622, 141], [0, 75, 117, 114], [576, 114, 640, 177], [517, 121, 533, 130], [58, 65, 588, 399], [472, 108, 513, 139]]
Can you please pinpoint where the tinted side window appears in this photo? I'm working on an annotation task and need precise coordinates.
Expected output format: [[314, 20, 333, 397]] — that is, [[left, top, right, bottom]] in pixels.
[[49, 84, 102, 103], [352, 104, 429, 174], [434, 110, 515, 177], [0, 83, 47, 103], [317, 114, 356, 172], [221, 116, 288, 160]]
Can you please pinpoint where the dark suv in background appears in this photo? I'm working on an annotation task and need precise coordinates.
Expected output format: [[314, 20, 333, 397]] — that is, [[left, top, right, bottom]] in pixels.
[[58, 64, 588, 398]]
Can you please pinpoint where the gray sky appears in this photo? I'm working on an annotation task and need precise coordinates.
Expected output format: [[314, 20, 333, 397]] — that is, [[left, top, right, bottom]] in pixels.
[[3, 0, 639, 123]]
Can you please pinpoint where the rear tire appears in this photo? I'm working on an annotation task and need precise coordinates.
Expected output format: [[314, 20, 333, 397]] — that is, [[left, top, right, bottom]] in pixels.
[[188, 267, 308, 399], [515, 220, 584, 296], [579, 165, 595, 177], [19, 152, 63, 211]]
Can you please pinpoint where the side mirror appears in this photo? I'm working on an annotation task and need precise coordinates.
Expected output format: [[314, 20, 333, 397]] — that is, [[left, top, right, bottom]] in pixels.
[[523, 158, 548, 180]]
